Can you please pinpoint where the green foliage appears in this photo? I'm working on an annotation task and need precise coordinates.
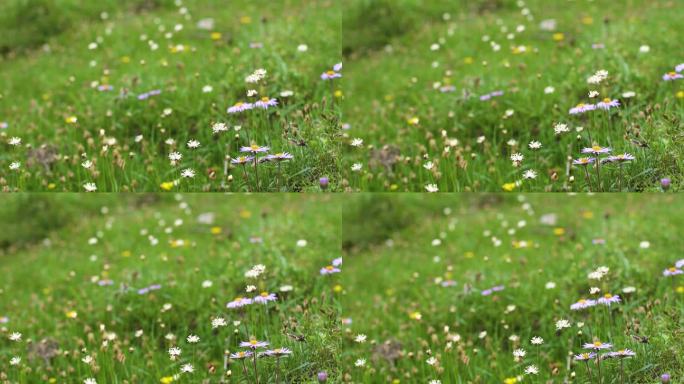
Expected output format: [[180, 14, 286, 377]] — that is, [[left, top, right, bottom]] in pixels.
[[341, 194, 684, 382], [0, 194, 342, 383]]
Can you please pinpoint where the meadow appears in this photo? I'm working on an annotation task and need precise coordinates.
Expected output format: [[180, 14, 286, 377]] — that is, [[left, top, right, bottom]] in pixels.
[[0, 0, 342, 192], [0, 194, 343, 383], [341, 0, 684, 192], [341, 194, 684, 383]]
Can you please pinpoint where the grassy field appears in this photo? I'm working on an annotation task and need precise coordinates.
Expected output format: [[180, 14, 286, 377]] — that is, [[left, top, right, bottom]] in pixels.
[[0, 0, 341, 192], [341, 194, 684, 383], [341, 0, 684, 192], [0, 194, 343, 383]]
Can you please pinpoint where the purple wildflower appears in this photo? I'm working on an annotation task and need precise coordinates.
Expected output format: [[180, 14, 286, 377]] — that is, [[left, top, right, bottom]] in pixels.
[[570, 298, 597, 310], [319, 177, 329, 190], [240, 339, 269, 349], [263, 152, 293, 162], [253, 292, 277, 304], [226, 297, 253, 309], [573, 157, 596, 166], [574, 352, 597, 361], [597, 293, 621, 306], [569, 103, 596, 114], [320, 265, 341, 275], [581, 146, 611, 155], [227, 101, 254, 114], [239, 144, 270, 153], [602, 153, 635, 164], [663, 72, 683, 81], [229, 351, 253, 360], [661, 178, 671, 191], [583, 341, 612, 350], [595, 98, 620, 110], [231, 156, 254, 165], [254, 97, 278, 109], [321, 63, 342, 80]]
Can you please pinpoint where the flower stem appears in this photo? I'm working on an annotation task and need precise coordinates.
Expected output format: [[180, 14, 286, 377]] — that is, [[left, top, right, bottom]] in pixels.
[[252, 351, 259, 384], [253, 156, 260, 192]]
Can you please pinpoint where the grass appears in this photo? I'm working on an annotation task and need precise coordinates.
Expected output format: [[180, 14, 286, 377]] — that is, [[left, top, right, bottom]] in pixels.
[[0, 194, 343, 383], [341, 194, 684, 383], [0, 0, 342, 192], [341, 0, 684, 192]]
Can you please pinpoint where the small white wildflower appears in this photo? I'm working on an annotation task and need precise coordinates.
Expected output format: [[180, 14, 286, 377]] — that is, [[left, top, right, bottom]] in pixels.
[[425, 184, 439, 193], [350, 138, 363, 147], [528, 141, 542, 150]]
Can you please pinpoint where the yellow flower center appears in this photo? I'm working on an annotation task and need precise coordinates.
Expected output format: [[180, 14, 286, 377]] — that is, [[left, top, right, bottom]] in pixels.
[[260, 292, 269, 297], [669, 71, 677, 76], [604, 293, 612, 298], [250, 340, 258, 345], [669, 267, 677, 272], [326, 265, 334, 271], [235, 102, 244, 107], [578, 299, 587, 303], [593, 341, 602, 347], [602, 98, 611, 103], [251, 145, 259, 150], [326, 70, 335, 76], [592, 146, 601, 151], [577, 103, 585, 107], [261, 97, 269, 102]]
